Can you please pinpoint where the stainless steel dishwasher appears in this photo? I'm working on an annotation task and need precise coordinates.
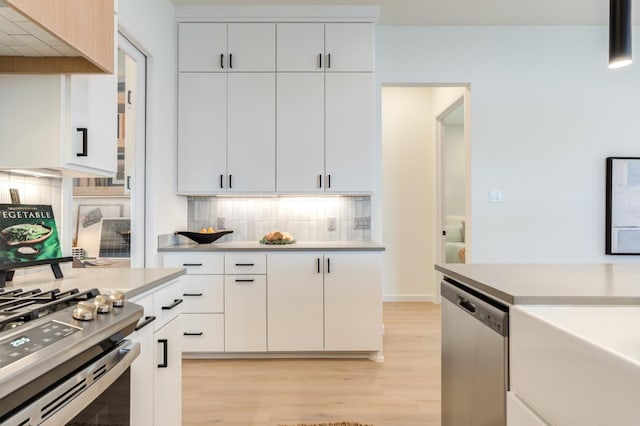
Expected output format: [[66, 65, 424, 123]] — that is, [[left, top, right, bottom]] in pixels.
[[441, 278, 509, 426]]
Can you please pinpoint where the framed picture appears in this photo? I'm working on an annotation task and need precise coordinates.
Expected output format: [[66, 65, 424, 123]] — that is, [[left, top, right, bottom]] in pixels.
[[606, 157, 640, 254]]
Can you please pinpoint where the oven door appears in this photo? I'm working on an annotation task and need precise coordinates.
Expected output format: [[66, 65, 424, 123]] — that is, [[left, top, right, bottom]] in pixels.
[[3, 339, 139, 426]]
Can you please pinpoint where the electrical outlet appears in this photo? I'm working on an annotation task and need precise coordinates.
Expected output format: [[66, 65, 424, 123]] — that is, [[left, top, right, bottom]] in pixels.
[[327, 217, 336, 231], [354, 216, 371, 229], [217, 217, 226, 230]]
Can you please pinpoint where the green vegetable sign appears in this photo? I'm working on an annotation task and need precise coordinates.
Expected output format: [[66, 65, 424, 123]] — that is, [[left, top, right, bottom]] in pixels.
[[0, 204, 63, 265]]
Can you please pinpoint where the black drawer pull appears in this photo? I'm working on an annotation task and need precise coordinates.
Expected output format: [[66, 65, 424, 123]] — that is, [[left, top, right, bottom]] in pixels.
[[327, 53, 331, 69], [235, 263, 254, 267], [220, 174, 224, 188], [162, 299, 183, 310], [327, 257, 331, 274], [182, 263, 203, 267], [183, 332, 204, 336], [183, 293, 203, 297], [157, 339, 168, 368], [134, 315, 156, 332], [318, 174, 322, 188], [220, 53, 224, 69], [319, 53, 322, 68], [317, 258, 320, 273], [235, 279, 255, 283]]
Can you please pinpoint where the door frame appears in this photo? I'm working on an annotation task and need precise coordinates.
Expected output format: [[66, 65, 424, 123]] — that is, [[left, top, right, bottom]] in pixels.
[[117, 32, 147, 267], [435, 91, 471, 268]]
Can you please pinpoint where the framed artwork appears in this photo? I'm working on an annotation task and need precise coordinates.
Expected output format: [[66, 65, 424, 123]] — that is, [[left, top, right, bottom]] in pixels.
[[606, 157, 640, 254]]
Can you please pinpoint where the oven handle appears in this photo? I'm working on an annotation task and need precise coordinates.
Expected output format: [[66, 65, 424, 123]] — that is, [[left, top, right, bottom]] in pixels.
[[7, 340, 140, 426]]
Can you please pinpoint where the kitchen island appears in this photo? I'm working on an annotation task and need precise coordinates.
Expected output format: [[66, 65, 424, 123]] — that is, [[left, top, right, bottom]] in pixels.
[[436, 263, 640, 425]]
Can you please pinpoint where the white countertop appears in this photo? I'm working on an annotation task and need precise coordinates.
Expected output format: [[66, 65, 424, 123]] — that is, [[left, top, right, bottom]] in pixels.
[[435, 263, 640, 305], [159, 240, 385, 252], [2, 267, 186, 299]]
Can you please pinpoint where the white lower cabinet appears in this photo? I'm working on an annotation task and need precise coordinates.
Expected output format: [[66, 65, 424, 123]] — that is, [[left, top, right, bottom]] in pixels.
[[182, 313, 224, 352], [129, 279, 183, 426], [153, 315, 182, 426], [324, 252, 382, 351], [224, 275, 267, 352], [267, 253, 324, 351]]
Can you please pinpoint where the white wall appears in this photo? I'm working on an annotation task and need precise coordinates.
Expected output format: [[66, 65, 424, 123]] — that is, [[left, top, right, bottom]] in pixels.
[[118, 0, 186, 266], [381, 87, 436, 301], [377, 26, 640, 264]]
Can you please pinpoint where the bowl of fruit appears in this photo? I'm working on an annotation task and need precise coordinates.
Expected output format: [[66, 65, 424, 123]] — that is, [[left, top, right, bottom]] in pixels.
[[175, 227, 233, 244]]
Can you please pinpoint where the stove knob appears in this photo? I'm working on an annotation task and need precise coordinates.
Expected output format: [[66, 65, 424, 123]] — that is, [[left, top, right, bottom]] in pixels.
[[73, 301, 97, 321], [109, 290, 125, 307], [95, 294, 114, 314]]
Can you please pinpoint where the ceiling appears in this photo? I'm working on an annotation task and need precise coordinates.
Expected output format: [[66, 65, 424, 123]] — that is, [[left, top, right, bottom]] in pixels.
[[170, 0, 637, 26]]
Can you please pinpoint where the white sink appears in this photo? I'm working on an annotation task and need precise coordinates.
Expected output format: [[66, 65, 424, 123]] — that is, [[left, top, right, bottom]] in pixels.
[[511, 305, 640, 425]]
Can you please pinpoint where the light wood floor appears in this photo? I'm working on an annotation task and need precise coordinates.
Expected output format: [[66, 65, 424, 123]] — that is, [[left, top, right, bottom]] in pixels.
[[182, 302, 441, 426]]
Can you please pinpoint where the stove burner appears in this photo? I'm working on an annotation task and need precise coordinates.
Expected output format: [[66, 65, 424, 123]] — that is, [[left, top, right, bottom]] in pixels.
[[0, 288, 100, 332]]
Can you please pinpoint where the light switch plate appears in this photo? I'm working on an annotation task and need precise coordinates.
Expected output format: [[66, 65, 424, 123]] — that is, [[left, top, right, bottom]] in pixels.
[[217, 217, 226, 230], [489, 190, 502, 203], [327, 217, 336, 231]]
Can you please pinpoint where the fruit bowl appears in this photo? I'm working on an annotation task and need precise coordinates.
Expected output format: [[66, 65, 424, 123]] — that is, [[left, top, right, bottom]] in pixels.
[[175, 230, 233, 244]]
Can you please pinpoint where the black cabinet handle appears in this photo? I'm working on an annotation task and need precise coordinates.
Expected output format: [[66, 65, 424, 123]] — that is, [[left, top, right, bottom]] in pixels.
[[220, 53, 224, 69], [220, 174, 224, 189], [134, 315, 156, 332], [229, 174, 232, 189], [162, 299, 183, 310], [183, 332, 204, 336], [183, 263, 203, 267], [76, 128, 88, 157], [127, 90, 132, 105], [318, 174, 322, 188], [327, 174, 331, 188], [157, 339, 168, 368], [235, 263, 254, 267], [183, 293, 203, 297], [126, 176, 131, 190], [327, 53, 331, 69], [327, 257, 331, 274], [229, 53, 233, 69], [319, 53, 322, 68], [235, 279, 255, 283], [317, 258, 320, 274]]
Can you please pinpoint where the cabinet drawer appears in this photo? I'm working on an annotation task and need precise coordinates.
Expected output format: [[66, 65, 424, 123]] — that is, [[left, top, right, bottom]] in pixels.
[[225, 254, 266, 274], [163, 253, 224, 274], [153, 280, 184, 332], [181, 275, 224, 314], [182, 313, 224, 352]]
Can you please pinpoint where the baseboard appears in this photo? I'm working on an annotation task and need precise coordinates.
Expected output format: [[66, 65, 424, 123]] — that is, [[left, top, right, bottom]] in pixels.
[[383, 294, 440, 303]]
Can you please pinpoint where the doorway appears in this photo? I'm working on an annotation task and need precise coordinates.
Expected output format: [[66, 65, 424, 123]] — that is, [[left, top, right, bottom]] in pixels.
[[72, 33, 147, 267], [381, 85, 470, 301]]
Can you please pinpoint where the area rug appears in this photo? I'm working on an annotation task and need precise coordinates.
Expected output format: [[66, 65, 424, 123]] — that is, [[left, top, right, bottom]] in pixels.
[[279, 423, 373, 426]]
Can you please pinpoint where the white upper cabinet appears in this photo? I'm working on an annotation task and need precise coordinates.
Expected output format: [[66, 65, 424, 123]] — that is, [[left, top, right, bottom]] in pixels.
[[277, 23, 374, 72], [177, 73, 227, 194], [276, 73, 325, 192], [0, 74, 116, 176], [227, 73, 275, 192], [324, 23, 374, 72], [276, 23, 325, 72], [325, 73, 374, 193], [178, 23, 275, 72]]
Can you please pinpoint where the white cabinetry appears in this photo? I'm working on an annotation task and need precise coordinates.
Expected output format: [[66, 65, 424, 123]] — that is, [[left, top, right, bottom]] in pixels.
[[178, 22, 275, 195], [224, 253, 267, 352], [162, 254, 225, 352], [507, 392, 549, 426], [324, 252, 382, 351], [276, 23, 373, 72], [267, 253, 324, 351], [0, 74, 116, 176], [129, 279, 183, 426], [267, 251, 382, 352], [179, 23, 275, 72]]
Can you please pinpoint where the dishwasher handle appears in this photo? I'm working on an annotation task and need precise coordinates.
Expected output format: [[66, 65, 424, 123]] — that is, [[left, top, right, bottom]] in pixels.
[[457, 297, 476, 314]]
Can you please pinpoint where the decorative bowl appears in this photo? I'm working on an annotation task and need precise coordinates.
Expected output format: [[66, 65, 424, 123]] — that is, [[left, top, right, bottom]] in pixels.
[[175, 230, 233, 244]]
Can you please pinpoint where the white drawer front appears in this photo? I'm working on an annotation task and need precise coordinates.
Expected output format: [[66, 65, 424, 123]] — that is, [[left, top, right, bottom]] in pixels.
[[225, 254, 266, 274], [181, 275, 224, 314], [153, 280, 183, 331], [182, 313, 224, 352], [163, 253, 224, 274]]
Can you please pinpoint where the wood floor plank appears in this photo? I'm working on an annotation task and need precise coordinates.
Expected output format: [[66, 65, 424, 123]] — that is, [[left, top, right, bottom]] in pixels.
[[183, 302, 441, 426]]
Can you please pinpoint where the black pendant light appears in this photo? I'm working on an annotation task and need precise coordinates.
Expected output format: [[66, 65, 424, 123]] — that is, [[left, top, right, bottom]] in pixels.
[[609, 0, 632, 68]]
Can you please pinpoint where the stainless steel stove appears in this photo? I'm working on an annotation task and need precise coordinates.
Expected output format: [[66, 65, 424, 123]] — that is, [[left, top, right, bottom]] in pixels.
[[0, 286, 143, 425]]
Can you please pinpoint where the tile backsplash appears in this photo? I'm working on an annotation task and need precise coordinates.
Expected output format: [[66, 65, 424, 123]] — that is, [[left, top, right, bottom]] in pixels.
[[187, 196, 371, 241], [0, 171, 62, 214]]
